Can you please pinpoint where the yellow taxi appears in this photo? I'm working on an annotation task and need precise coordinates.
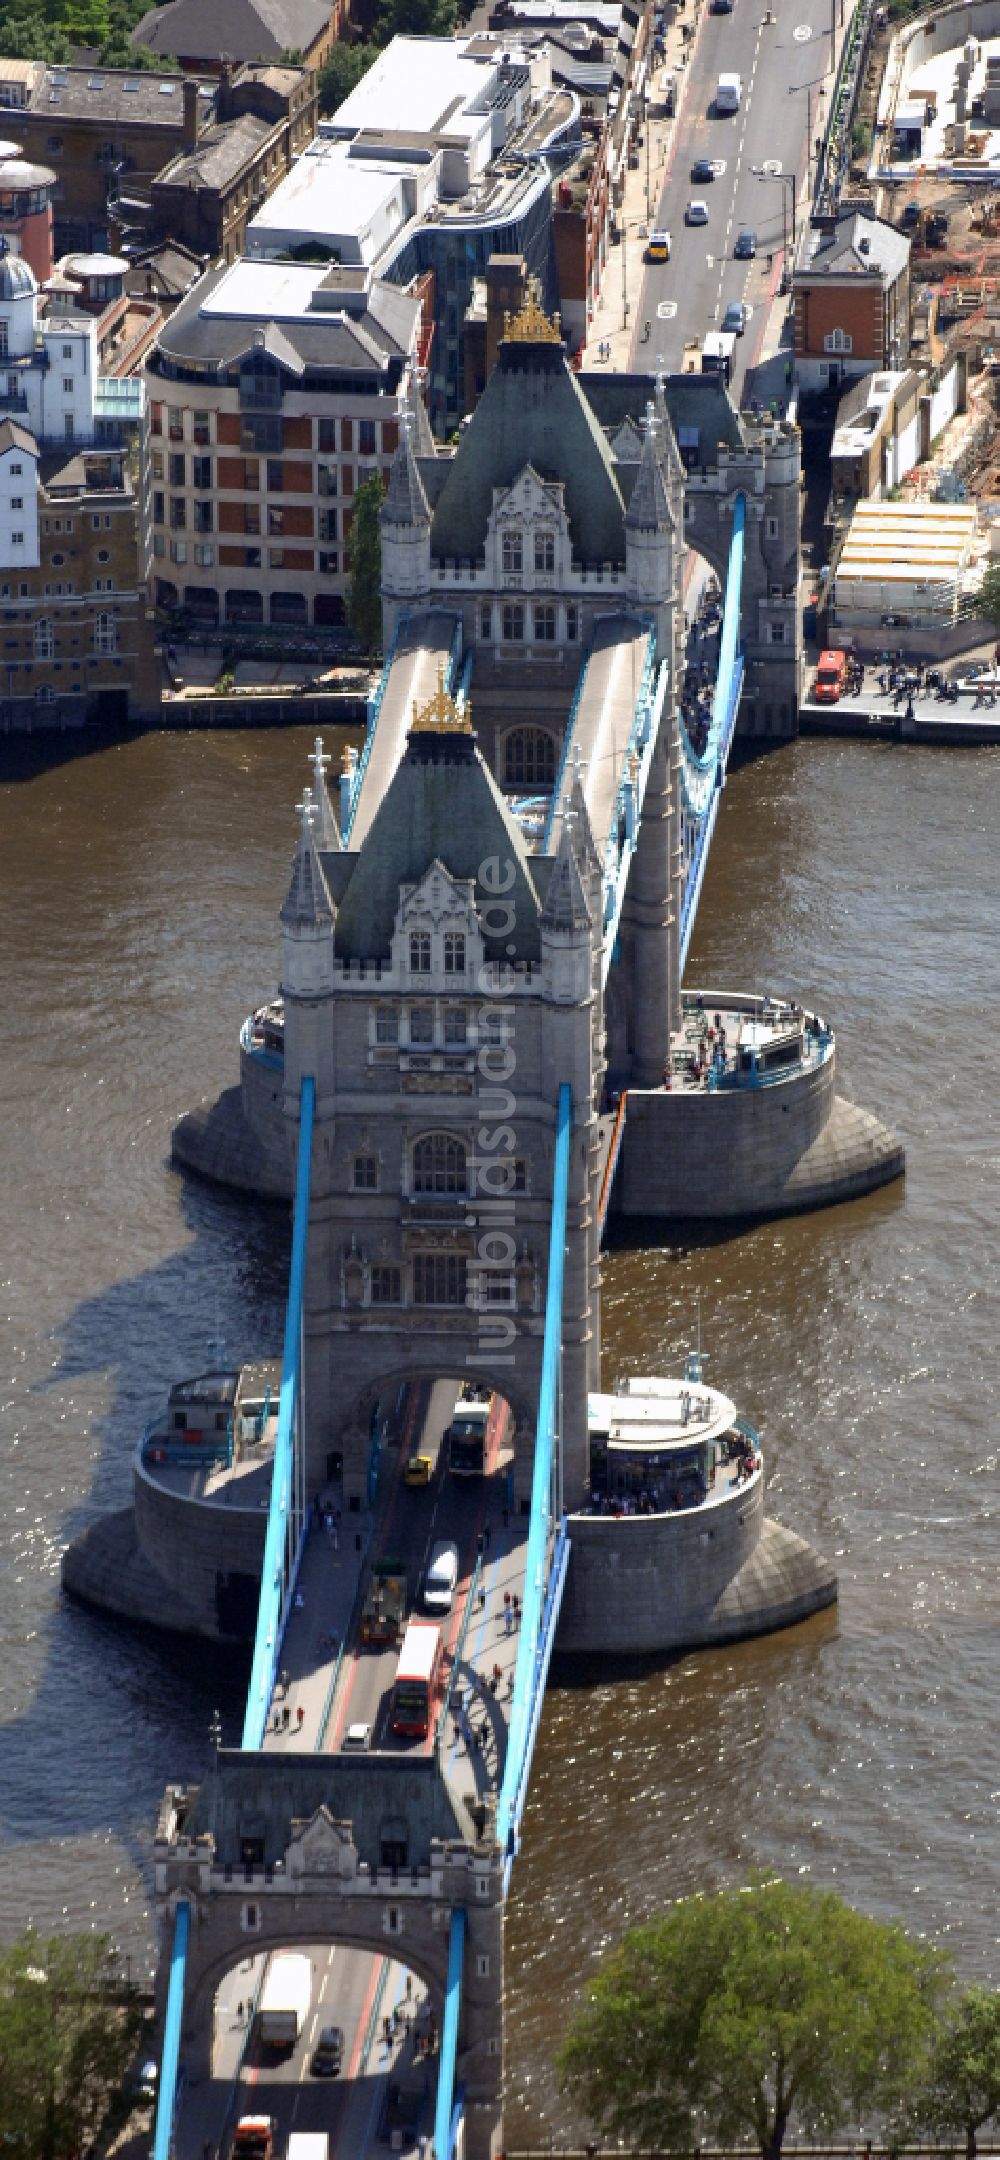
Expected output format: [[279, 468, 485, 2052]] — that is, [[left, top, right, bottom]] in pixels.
[[404, 1452, 432, 1487], [644, 228, 671, 262]]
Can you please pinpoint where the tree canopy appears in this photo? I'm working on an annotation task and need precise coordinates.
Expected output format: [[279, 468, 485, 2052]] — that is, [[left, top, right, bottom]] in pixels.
[[346, 470, 386, 656], [976, 563, 1000, 636], [914, 1987, 1000, 2160], [558, 1876, 948, 2160], [0, 1928, 144, 2160], [0, 0, 172, 69]]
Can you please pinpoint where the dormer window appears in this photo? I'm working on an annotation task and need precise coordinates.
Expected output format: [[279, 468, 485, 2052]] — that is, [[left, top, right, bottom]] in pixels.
[[502, 529, 522, 576], [534, 530, 554, 572], [409, 930, 431, 975], [443, 932, 465, 976]]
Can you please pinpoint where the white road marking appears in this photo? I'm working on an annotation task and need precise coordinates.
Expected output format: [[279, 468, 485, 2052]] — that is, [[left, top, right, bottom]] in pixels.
[[793, 20, 812, 35], [658, 300, 678, 317]]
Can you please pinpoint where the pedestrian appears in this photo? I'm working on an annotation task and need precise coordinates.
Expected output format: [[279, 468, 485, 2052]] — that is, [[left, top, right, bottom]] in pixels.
[[280, 1667, 289, 1695], [512, 1592, 520, 1627], [237, 1999, 244, 2021], [504, 1599, 513, 1637], [296, 1704, 305, 1729], [383, 2014, 392, 2046], [282, 1704, 290, 1730], [323, 1510, 333, 1538], [478, 1585, 487, 1612]]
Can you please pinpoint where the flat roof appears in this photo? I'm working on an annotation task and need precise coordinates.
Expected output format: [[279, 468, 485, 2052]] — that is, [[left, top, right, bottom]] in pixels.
[[199, 255, 358, 319], [324, 33, 498, 141], [589, 1375, 737, 1448], [248, 139, 405, 249]]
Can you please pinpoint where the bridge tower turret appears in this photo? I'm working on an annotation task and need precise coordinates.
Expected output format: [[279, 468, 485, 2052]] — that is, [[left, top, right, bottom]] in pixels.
[[280, 786, 335, 1106], [624, 402, 676, 646], [540, 822, 599, 1501], [380, 410, 432, 646]]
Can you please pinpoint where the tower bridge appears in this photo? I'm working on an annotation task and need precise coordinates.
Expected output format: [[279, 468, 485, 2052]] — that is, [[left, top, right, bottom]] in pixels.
[[69, 301, 910, 2160]]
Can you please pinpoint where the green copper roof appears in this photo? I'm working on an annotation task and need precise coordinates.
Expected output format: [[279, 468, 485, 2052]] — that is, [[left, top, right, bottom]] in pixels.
[[333, 725, 543, 963], [430, 339, 627, 567]]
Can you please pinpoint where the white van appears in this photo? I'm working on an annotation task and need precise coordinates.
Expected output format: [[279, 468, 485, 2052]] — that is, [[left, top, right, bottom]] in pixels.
[[716, 71, 741, 112], [423, 1540, 460, 1614]]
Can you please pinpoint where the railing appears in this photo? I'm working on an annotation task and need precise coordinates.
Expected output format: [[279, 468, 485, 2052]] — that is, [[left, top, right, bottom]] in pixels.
[[496, 1082, 572, 1863], [436, 1554, 483, 1743], [241, 1074, 315, 1753], [678, 493, 746, 970], [597, 1090, 627, 1240], [703, 1026, 833, 1091], [151, 1900, 189, 2160], [141, 1422, 233, 1472], [432, 1909, 467, 2160]]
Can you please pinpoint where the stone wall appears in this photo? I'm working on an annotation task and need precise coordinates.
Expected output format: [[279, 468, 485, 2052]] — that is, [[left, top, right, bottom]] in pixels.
[[134, 1463, 266, 1637], [558, 1495, 838, 1654]]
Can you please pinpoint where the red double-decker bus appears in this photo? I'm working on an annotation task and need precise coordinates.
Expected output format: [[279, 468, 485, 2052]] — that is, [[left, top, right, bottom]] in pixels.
[[391, 1618, 443, 1739]]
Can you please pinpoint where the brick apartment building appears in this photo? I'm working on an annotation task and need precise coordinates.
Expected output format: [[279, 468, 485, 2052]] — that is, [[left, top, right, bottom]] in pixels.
[[0, 429, 158, 724], [144, 254, 422, 631], [792, 210, 912, 392], [0, 58, 316, 259]]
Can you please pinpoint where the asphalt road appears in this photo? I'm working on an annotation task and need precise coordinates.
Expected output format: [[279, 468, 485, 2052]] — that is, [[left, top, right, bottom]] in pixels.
[[640, 0, 847, 394]]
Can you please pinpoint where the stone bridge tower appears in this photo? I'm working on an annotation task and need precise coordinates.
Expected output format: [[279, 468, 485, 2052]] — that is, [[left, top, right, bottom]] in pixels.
[[278, 681, 603, 1513]]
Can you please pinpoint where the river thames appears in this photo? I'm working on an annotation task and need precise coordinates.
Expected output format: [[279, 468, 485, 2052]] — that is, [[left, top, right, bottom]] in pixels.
[[2, 724, 998, 2142]]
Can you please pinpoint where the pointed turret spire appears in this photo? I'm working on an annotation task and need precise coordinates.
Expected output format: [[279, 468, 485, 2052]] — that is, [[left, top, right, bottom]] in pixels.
[[403, 364, 435, 458], [382, 409, 431, 528], [626, 402, 675, 533], [308, 734, 342, 851], [653, 364, 686, 486], [281, 786, 334, 928], [568, 744, 601, 881], [542, 817, 593, 933]]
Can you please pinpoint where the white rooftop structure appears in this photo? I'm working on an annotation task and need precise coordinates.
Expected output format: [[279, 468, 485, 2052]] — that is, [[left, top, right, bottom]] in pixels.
[[321, 33, 512, 146], [246, 152, 420, 268]]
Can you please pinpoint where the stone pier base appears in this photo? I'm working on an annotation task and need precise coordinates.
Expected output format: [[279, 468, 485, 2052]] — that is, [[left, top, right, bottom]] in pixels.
[[171, 1084, 289, 1201], [558, 1512, 838, 1656], [616, 1079, 904, 1222]]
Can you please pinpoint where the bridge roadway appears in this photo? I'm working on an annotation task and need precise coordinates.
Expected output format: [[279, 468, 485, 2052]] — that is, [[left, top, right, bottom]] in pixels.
[[203, 1379, 528, 2160], [347, 611, 458, 848], [545, 616, 653, 872], [641, 0, 841, 397]]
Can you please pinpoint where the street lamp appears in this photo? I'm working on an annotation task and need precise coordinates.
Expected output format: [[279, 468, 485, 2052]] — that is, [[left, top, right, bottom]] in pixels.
[[751, 164, 797, 268], [210, 1707, 222, 1760]]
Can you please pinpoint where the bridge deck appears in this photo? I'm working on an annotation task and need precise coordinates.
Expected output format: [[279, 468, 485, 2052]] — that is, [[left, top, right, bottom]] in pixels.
[[264, 1379, 528, 1829], [349, 610, 460, 849], [546, 616, 652, 866]]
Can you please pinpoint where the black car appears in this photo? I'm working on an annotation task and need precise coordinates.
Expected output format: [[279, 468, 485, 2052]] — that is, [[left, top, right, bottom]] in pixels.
[[734, 226, 756, 258], [310, 2025, 344, 2077], [691, 157, 717, 182]]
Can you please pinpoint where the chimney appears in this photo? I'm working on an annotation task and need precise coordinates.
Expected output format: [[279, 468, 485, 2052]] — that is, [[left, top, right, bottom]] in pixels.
[[859, 235, 870, 254], [182, 75, 199, 150], [218, 59, 233, 120]]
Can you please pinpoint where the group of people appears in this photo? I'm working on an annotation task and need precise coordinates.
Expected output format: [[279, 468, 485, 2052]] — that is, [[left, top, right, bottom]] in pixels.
[[588, 1479, 707, 1517]]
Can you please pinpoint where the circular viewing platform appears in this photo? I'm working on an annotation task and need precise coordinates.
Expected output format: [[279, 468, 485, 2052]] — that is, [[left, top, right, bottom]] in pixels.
[[579, 1367, 761, 1521], [662, 989, 833, 1095]]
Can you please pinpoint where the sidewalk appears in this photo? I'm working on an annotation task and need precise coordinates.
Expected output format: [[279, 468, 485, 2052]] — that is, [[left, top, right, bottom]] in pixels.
[[584, 0, 855, 392]]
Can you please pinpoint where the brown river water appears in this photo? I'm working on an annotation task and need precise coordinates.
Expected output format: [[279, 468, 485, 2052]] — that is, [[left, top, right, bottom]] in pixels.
[[2, 725, 999, 2142]]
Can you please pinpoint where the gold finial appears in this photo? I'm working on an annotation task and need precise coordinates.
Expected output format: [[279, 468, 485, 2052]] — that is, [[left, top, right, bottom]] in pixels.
[[411, 662, 473, 735], [501, 276, 562, 347]]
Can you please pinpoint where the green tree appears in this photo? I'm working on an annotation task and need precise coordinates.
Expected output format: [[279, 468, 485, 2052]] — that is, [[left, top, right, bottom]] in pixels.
[[318, 38, 378, 115], [377, 0, 457, 40], [346, 471, 386, 656], [0, 1928, 144, 2160], [557, 1876, 948, 2160], [915, 1987, 1000, 2160], [976, 562, 1000, 635]]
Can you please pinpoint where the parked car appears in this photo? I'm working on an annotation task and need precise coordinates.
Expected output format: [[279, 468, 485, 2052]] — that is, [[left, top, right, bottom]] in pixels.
[[690, 157, 717, 181], [686, 198, 709, 224], [342, 1721, 371, 1751], [722, 300, 748, 335], [734, 226, 757, 258], [404, 1451, 432, 1485]]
